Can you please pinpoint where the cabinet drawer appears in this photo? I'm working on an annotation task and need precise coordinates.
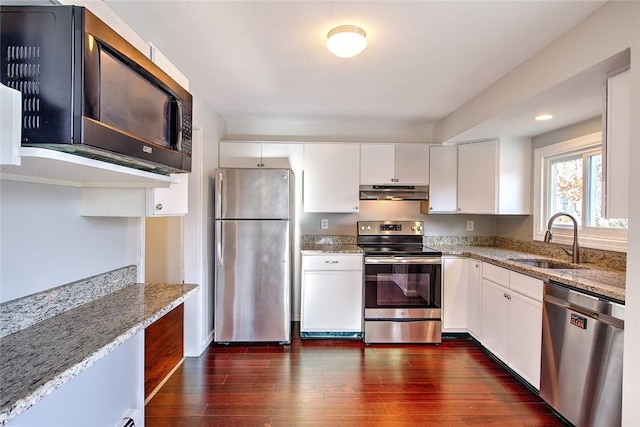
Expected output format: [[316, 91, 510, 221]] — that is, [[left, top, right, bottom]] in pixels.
[[302, 254, 363, 271], [509, 271, 543, 301], [482, 262, 510, 287]]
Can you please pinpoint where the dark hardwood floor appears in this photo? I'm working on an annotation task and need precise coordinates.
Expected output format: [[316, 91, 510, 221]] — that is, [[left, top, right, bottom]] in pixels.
[[146, 330, 566, 426]]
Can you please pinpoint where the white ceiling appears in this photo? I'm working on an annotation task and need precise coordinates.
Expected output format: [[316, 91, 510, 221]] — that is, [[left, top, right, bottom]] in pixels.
[[106, 0, 607, 141]]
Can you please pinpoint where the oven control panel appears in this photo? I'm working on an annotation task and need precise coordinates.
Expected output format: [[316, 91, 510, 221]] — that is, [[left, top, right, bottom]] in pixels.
[[358, 221, 424, 236]]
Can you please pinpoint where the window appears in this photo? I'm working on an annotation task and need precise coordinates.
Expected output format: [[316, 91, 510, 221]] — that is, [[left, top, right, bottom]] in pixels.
[[534, 132, 627, 252]]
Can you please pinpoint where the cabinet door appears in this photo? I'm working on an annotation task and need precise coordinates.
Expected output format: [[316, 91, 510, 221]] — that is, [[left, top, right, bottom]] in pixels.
[[605, 69, 630, 218], [219, 142, 262, 168], [303, 144, 360, 213], [458, 140, 497, 214], [480, 278, 509, 362], [442, 257, 468, 332], [261, 143, 304, 170], [360, 144, 395, 184], [395, 144, 429, 185], [427, 146, 457, 212], [148, 173, 188, 216], [466, 260, 482, 339], [508, 291, 542, 389], [301, 270, 363, 332]]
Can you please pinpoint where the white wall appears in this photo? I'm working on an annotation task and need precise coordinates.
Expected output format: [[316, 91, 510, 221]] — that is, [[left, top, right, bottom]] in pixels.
[[0, 181, 140, 303], [7, 333, 144, 427], [301, 201, 497, 237], [145, 216, 184, 284]]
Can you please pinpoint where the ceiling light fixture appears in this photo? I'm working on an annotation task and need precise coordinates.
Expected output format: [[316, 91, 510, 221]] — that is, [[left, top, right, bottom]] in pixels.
[[534, 114, 554, 121], [326, 25, 367, 58]]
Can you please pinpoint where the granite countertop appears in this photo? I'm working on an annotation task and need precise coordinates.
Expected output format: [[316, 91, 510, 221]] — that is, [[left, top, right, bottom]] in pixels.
[[0, 282, 197, 426], [301, 244, 363, 254], [438, 246, 625, 302], [299, 235, 625, 302]]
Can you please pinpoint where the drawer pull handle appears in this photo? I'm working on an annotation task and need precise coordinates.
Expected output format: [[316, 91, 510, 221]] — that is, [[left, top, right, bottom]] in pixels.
[[325, 260, 339, 264]]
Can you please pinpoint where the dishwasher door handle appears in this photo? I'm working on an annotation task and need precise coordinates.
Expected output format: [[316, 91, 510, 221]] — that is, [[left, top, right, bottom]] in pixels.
[[544, 293, 625, 330]]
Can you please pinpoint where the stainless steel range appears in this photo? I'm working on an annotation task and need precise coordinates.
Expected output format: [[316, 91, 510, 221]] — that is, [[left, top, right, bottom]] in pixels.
[[357, 221, 442, 344]]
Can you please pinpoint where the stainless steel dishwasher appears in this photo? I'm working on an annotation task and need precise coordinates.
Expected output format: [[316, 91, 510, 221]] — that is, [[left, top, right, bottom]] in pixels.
[[540, 281, 624, 427]]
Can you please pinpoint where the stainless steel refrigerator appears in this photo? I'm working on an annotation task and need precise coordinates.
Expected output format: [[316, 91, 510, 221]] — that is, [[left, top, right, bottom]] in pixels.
[[214, 168, 293, 343]]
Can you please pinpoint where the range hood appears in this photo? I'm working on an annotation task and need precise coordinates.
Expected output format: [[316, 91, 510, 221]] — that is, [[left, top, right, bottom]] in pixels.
[[359, 185, 429, 201]]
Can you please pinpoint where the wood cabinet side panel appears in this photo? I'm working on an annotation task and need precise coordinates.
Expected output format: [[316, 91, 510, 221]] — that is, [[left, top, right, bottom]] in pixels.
[[145, 303, 184, 398]]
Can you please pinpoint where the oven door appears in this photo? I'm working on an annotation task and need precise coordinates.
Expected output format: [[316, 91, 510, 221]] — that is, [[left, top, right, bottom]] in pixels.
[[364, 256, 441, 320]]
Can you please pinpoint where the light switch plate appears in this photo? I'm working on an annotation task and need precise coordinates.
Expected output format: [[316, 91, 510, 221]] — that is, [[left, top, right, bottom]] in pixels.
[[466, 220, 474, 231]]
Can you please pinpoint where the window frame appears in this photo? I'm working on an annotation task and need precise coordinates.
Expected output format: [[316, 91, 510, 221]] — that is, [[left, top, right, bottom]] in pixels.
[[533, 132, 627, 252]]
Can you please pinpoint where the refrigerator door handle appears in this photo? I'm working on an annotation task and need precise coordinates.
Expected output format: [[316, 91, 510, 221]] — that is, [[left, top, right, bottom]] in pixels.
[[216, 221, 223, 266], [215, 171, 223, 219]]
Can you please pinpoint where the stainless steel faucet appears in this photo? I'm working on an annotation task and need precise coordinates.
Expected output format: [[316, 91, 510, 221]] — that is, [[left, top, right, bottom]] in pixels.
[[544, 212, 580, 264]]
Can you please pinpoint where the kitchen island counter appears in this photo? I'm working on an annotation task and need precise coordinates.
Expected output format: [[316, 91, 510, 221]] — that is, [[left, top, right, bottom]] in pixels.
[[0, 282, 197, 425]]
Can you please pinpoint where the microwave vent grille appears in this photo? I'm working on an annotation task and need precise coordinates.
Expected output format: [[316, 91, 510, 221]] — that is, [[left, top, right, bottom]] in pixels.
[[5, 45, 41, 130]]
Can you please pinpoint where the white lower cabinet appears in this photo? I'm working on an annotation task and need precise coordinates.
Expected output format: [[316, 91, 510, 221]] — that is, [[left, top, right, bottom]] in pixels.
[[481, 263, 543, 389], [442, 257, 468, 332], [301, 253, 363, 335], [443, 257, 482, 337], [466, 260, 482, 339]]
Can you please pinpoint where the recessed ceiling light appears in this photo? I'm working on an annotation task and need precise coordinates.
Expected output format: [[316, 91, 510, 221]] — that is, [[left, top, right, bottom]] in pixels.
[[326, 25, 367, 58], [534, 114, 554, 121]]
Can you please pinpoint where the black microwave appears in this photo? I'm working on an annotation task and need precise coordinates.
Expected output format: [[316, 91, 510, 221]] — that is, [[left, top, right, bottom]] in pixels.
[[0, 5, 192, 174]]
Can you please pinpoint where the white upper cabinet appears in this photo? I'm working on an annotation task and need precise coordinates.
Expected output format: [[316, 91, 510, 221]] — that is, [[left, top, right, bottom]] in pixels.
[[395, 144, 430, 184], [360, 143, 429, 185], [80, 173, 188, 217], [261, 143, 304, 170], [426, 146, 458, 213], [219, 141, 303, 169], [360, 144, 395, 184], [303, 143, 360, 213], [604, 68, 630, 219], [463, 137, 531, 215], [427, 138, 530, 215], [457, 140, 499, 214]]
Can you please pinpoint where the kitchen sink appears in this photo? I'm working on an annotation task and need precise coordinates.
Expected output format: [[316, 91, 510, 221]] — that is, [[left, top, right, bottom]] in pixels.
[[508, 258, 585, 269]]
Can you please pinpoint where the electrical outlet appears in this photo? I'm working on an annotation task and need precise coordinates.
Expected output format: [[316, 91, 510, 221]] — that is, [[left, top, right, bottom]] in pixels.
[[466, 220, 474, 231], [321, 219, 329, 229]]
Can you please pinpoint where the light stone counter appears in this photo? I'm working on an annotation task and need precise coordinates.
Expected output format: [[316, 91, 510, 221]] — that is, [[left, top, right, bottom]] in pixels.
[[301, 244, 363, 254], [0, 281, 197, 425], [300, 235, 625, 302], [438, 245, 625, 302]]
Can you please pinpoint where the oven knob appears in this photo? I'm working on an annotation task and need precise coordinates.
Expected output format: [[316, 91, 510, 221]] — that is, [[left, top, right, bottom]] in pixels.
[[366, 225, 371, 230]]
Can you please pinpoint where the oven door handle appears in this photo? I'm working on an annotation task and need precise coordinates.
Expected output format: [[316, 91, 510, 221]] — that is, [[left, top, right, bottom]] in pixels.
[[365, 256, 442, 265]]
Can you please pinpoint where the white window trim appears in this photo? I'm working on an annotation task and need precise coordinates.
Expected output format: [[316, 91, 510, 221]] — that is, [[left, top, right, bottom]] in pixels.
[[533, 131, 627, 252]]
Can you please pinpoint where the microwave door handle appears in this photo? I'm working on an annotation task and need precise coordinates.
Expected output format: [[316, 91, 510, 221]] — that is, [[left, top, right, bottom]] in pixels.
[[175, 100, 183, 149]]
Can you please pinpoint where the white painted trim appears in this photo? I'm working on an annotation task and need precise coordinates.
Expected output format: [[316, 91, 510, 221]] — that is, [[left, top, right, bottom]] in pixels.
[[183, 124, 209, 356], [533, 131, 627, 252]]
